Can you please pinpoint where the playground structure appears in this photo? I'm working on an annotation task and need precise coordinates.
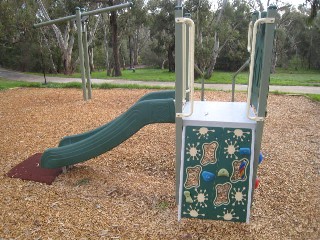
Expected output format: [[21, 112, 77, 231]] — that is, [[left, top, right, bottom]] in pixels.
[[9, 2, 277, 223], [175, 4, 276, 222], [34, 2, 133, 101]]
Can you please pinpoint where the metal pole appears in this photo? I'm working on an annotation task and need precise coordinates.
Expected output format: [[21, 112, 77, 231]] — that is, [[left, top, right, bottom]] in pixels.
[[231, 58, 250, 102], [34, 2, 132, 101], [184, 13, 191, 101], [82, 17, 92, 99], [176, 0, 183, 6], [81, 2, 132, 17], [76, 7, 88, 101], [34, 2, 132, 28], [34, 15, 76, 28], [174, 3, 183, 204]]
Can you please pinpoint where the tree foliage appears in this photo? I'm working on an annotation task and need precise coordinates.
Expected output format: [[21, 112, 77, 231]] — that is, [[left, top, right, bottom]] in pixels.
[[0, 0, 319, 75]]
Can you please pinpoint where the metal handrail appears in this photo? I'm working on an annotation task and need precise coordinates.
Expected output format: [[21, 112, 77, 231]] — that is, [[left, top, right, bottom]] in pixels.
[[175, 17, 195, 118], [231, 58, 250, 102], [246, 17, 275, 121]]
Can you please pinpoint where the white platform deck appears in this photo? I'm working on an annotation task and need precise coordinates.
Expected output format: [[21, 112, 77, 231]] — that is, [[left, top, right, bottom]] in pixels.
[[182, 101, 257, 129]]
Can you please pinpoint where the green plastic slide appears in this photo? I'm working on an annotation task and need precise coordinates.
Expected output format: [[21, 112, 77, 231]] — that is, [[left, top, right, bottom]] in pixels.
[[59, 90, 175, 147], [40, 96, 175, 169]]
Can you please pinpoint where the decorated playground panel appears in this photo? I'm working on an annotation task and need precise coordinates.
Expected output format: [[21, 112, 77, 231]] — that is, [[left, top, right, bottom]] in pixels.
[[178, 102, 256, 223]]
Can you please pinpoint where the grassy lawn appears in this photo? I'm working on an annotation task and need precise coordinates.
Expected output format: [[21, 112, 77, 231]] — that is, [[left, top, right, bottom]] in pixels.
[[29, 68, 320, 86], [0, 78, 41, 89], [1, 76, 319, 102], [0, 77, 171, 91]]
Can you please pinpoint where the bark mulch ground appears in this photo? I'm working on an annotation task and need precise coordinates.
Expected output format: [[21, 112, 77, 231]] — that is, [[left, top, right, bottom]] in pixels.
[[0, 88, 319, 239]]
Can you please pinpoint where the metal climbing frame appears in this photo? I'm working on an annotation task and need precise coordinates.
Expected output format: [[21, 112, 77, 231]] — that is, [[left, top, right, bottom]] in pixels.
[[34, 2, 133, 101]]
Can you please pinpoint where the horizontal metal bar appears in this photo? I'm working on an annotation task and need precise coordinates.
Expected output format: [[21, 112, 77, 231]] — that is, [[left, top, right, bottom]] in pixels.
[[34, 2, 132, 28], [34, 15, 76, 28], [82, 2, 132, 17]]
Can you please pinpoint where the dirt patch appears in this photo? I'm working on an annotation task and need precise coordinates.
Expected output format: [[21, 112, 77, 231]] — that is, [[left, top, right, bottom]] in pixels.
[[0, 88, 319, 239]]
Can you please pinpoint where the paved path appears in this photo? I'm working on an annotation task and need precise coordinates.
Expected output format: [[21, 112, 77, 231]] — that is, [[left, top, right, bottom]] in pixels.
[[1, 67, 319, 94]]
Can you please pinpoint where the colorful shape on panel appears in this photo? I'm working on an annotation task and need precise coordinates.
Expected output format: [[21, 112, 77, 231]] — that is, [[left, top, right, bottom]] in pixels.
[[213, 182, 232, 206], [186, 143, 201, 161], [224, 140, 239, 159], [239, 147, 251, 155], [184, 165, 202, 189], [255, 178, 260, 189], [231, 187, 247, 206], [259, 152, 264, 164], [201, 171, 215, 182], [201, 141, 218, 165], [217, 209, 239, 221], [183, 206, 205, 218], [184, 191, 193, 203], [193, 127, 215, 139], [227, 129, 251, 142], [231, 159, 248, 183], [217, 168, 230, 177], [194, 188, 209, 208]]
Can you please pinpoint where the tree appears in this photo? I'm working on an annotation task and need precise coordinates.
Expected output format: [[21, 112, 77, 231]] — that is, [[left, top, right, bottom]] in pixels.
[[184, 0, 250, 77], [306, 0, 319, 23], [184, 0, 212, 76], [147, 0, 176, 72], [36, 0, 78, 74], [272, 4, 320, 70], [126, 0, 148, 67], [105, 0, 122, 76], [204, 0, 228, 78], [0, 0, 40, 71]]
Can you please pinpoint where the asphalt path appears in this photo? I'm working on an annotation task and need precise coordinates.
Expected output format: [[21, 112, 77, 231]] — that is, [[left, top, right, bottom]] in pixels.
[[0, 67, 319, 94]]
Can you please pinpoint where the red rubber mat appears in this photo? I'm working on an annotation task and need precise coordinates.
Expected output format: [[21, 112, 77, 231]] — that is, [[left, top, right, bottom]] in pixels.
[[7, 153, 62, 185]]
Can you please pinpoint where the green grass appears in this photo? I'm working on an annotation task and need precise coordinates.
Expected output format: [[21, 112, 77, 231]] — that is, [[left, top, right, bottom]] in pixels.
[[1, 77, 319, 101], [305, 94, 320, 102], [205, 70, 320, 86], [0, 77, 172, 91], [29, 68, 320, 86], [0, 78, 42, 89]]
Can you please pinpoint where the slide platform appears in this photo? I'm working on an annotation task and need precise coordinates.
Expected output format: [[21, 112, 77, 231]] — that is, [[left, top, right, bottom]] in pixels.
[[41, 92, 175, 169]]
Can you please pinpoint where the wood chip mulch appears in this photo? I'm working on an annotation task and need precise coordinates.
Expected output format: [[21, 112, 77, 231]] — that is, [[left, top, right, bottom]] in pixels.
[[0, 88, 319, 239]]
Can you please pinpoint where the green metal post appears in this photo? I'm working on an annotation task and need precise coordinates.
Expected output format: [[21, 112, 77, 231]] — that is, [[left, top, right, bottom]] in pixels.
[[82, 14, 92, 99], [76, 7, 88, 101], [251, 6, 277, 199], [175, 3, 183, 204]]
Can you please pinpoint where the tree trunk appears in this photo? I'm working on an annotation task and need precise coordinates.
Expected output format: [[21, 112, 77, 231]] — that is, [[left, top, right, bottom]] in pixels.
[[129, 35, 133, 68], [40, 31, 57, 73], [89, 47, 95, 72], [109, 0, 121, 76], [204, 0, 227, 79], [205, 32, 219, 79], [36, 0, 75, 75], [168, 44, 175, 72], [102, 14, 110, 76], [133, 28, 140, 66], [62, 51, 73, 75], [271, 38, 277, 73]]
